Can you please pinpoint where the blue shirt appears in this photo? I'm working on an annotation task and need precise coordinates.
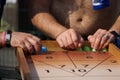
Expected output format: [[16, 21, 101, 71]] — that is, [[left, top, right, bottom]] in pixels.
[[0, 0, 6, 19]]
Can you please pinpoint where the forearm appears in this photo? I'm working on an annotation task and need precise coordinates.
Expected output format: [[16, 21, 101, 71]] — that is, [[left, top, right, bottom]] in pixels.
[[32, 13, 67, 39], [109, 16, 120, 34]]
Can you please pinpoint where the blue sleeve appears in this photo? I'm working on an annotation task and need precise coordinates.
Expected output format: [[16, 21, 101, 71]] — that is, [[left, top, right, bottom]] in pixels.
[[0, 0, 6, 19]]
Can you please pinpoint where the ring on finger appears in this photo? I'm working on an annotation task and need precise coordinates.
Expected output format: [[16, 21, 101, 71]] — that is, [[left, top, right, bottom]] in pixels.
[[103, 34, 110, 40]]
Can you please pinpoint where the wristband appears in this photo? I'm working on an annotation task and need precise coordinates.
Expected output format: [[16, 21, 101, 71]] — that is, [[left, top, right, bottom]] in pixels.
[[6, 30, 12, 47], [1, 32, 6, 47], [110, 31, 120, 48]]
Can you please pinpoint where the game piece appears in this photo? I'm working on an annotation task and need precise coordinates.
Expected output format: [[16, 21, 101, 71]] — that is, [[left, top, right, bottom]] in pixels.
[[83, 46, 91, 52], [102, 48, 108, 53], [41, 46, 47, 53], [76, 48, 83, 51], [92, 48, 96, 52]]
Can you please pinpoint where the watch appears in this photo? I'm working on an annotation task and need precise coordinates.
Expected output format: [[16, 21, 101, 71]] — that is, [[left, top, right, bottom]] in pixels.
[[110, 31, 120, 48], [6, 30, 12, 47]]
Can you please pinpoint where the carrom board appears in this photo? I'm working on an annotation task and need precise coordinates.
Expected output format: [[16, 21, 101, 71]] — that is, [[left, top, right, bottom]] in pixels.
[[26, 41, 120, 80]]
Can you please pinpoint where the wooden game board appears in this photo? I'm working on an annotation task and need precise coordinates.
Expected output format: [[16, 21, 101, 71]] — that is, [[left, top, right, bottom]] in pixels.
[[17, 41, 120, 80]]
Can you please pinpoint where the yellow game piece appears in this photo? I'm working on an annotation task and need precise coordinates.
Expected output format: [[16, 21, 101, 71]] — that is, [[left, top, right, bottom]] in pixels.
[[92, 48, 96, 52], [102, 48, 108, 53]]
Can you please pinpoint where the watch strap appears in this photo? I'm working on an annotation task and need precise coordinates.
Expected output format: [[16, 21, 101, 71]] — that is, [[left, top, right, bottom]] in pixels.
[[110, 31, 120, 48]]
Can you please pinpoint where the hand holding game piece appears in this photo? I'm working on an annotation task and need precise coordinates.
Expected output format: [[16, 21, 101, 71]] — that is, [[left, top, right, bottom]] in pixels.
[[88, 29, 114, 50]]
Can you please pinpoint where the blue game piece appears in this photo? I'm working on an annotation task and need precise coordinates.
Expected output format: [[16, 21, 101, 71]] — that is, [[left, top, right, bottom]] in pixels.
[[41, 46, 47, 53]]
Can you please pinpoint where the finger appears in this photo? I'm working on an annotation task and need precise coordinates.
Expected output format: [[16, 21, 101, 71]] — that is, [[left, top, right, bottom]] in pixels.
[[24, 40, 33, 54], [88, 35, 92, 41], [102, 34, 114, 48], [70, 30, 79, 48], [31, 35, 42, 49], [91, 29, 101, 49], [93, 33, 105, 50], [92, 29, 107, 49], [66, 34, 75, 49], [27, 37, 41, 54], [61, 36, 69, 49], [88, 35, 93, 43], [18, 41, 28, 53], [99, 36, 108, 49], [56, 38, 64, 48], [99, 32, 110, 49], [32, 35, 41, 43], [88, 35, 94, 48]]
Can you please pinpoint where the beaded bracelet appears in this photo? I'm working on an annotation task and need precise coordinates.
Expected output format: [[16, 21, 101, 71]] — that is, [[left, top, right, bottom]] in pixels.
[[1, 32, 6, 47]]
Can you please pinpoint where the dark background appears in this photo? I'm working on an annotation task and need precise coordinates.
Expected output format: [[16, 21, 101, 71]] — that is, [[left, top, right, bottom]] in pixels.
[[1, 0, 51, 40], [18, 0, 50, 40]]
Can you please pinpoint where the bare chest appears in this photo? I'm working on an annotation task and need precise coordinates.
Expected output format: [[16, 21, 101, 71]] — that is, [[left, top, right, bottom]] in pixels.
[[51, 0, 119, 34]]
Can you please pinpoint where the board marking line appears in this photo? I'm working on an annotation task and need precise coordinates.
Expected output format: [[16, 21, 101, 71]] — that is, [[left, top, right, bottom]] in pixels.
[[33, 58, 85, 77], [65, 51, 78, 69], [81, 54, 113, 77]]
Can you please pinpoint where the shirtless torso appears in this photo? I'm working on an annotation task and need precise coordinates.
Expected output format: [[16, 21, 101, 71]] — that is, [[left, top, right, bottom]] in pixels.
[[50, 0, 119, 35], [31, 0, 120, 49]]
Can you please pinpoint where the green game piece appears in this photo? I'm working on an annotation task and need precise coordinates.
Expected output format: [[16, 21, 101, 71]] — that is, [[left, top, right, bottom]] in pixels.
[[102, 48, 108, 53], [83, 46, 91, 52], [76, 48, 83, 51]]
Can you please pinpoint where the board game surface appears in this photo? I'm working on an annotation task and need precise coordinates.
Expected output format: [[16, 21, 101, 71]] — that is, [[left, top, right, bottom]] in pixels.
[[27, 48, 120, 80]]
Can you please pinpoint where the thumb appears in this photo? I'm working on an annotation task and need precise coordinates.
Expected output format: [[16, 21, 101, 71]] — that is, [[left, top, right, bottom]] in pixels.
[[88, 35, 94, 43]]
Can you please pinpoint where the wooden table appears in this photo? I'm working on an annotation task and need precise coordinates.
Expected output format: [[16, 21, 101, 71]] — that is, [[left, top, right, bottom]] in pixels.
[[17, 41, 120, 80]]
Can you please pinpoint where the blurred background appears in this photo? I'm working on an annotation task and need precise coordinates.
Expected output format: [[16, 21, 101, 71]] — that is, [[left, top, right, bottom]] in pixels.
[[0, 0, 50, 40], [0, 0, 18, 31]]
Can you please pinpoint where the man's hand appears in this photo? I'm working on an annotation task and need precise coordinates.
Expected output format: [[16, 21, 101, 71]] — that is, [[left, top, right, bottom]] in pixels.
[[56, 28, 84, 49], [10, 32, 42, 54], [88, 29, 114, 50]]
